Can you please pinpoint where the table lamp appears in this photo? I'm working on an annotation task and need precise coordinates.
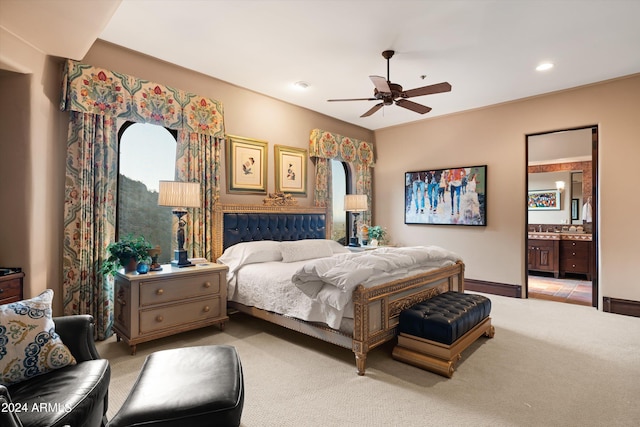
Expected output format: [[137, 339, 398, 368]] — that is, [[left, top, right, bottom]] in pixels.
[[344, 194, 368, 247], [158, 181, 201, 267]]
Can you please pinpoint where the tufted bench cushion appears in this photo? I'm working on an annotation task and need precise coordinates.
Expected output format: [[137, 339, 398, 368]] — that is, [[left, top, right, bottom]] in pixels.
[[108, 345, 244, 427], [393, 292, 494, 377], [398, 291, 492, 345]]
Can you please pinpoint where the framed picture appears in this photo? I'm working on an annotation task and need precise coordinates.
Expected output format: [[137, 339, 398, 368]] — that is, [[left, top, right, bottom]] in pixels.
[[226, 135, 268, 194], [405, 165, 487, 226], [528, 189, 560, 210], [571, 198, 579, 220], [274, 145, 307, 196]]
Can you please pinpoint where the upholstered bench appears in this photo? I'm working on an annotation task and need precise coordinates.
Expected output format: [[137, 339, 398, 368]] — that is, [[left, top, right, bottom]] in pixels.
[[392, 291, 495, 378], [108, 345, 244, 427]]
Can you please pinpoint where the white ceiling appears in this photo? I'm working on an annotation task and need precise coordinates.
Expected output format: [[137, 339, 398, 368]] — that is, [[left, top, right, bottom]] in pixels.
[[2, 0, 640, 131]]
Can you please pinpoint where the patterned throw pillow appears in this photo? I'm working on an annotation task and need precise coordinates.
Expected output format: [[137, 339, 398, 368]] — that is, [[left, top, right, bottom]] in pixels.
[[0, 289, 77, 386]]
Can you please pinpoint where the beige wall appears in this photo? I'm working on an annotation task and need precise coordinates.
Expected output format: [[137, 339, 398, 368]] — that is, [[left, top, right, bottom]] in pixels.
[[0, 39, 374, 314], [2, 32, 639, 313], [82, 41, 374, 207], [374, 74, 640, 303], [0, 28, 67, 310]]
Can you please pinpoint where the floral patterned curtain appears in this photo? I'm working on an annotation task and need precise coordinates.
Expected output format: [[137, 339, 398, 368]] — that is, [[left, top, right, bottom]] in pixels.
[[309, 129, 375, 226], [60, 60, 225, 338], [62, 111, 118, 339], [175, 96, 224, 262]]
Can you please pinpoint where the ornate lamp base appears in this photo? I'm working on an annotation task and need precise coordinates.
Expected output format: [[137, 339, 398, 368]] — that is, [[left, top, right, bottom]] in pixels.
[[348, 212, 361, 247], [171, 249, 194, 268]]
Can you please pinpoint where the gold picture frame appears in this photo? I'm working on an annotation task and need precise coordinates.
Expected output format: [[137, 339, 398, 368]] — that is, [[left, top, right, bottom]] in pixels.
[[274, 145, 307, 196], [226, 135, 268, 194]]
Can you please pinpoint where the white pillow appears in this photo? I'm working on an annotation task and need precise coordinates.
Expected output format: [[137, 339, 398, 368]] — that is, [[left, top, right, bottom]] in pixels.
[[0, 290, 77, 386], [280, 239, 334, 263], [325, 239, 351, 254], [217, 240, 283, 275]]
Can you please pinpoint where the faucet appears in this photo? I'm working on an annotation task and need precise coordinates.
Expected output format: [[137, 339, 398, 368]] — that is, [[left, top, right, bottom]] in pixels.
[[538, 225, 542, 232]]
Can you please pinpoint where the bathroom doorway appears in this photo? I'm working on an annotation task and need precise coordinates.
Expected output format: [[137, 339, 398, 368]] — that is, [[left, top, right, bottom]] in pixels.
[[526, 126, 598, 307]]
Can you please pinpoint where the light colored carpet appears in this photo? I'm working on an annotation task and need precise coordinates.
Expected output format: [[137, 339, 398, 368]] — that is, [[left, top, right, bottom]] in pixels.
[[97, 294, 640, 426]]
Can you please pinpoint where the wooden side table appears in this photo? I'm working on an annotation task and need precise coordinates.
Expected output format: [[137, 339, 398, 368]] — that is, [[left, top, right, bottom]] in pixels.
[[0, 272, 24, 305], [113, 263, 229, 354]]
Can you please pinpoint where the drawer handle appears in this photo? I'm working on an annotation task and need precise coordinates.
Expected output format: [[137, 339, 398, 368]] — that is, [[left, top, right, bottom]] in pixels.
[[156, 289, 164, 296], [572, 264, 576, 268], [156, 315, 164, 322], [203, 306, 210, 313], [0, 289, 3, 294], [203, 282, 211, 288]]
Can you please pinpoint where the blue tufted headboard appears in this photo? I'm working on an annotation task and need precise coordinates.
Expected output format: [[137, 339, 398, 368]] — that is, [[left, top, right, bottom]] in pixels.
[[213, 204, 328, 259]]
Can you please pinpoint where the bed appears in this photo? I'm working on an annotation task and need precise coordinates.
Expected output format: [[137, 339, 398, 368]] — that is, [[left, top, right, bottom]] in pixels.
[[213, 203, 465, 375]]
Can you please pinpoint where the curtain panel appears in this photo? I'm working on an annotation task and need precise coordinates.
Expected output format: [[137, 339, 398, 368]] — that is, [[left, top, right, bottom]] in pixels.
[[60, 60, 224, 338], [309, 129, 375, 226]]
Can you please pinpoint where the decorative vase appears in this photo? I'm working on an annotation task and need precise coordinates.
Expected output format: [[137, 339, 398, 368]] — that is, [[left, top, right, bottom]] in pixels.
[[136, 262, 150, 274], [370, 239, 379, 247]]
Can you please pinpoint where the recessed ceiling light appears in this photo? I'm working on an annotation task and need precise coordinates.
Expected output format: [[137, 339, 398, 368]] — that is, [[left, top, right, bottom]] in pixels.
[[293, 81, 310, 90], [536, 62, 554, 72]]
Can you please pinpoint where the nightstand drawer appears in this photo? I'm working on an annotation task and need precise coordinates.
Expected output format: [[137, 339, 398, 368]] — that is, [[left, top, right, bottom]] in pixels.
[[0, 274, 24, 305], [140, 273, 220, 306], [0, 279, 22, 300], [139, 296, 221, 334]]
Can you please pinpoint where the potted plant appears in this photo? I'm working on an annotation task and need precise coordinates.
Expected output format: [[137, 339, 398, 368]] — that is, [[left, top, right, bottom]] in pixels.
[[101, 234, 153, 276], [368, 225, 386, 246]]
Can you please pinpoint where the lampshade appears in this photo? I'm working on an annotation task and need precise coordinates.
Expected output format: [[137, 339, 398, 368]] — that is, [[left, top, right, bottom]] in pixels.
[[344, 194, 368, 212], [158, 181, 201, 208]]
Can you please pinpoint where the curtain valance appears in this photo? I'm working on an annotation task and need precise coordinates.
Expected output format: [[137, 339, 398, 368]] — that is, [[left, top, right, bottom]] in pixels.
[[309, 128, 375, 167], [60, 60, 225, 137]]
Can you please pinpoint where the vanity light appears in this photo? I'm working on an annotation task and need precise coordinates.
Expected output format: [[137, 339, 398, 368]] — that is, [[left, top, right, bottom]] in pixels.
[[555, 181, 565, 191], [536, 62, 554, 72]]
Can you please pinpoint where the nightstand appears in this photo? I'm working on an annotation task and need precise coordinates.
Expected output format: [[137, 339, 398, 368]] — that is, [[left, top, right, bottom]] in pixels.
[[0, 271, 24, 305], [113, 263, 228, 354]]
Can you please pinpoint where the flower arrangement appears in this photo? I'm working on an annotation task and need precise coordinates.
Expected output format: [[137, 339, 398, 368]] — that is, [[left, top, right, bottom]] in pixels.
[[368, 225, 386, 243], [100, 234, 153, 276]]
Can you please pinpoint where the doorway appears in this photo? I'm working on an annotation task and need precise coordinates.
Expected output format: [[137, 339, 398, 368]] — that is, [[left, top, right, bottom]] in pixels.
[[526, 126, 598, 307]]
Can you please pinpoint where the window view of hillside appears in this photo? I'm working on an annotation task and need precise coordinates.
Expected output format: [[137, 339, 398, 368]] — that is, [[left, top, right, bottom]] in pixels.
[[118, 122, 177, 264], [118, 175, 173, 264], [331, 160, 347, 244]]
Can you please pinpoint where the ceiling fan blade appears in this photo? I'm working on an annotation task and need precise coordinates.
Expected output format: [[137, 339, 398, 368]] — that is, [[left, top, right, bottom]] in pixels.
[[395, 99, 432, 114], [402, 82, 452, 98], [360, 103, 384, 117], [327, 97, 377, 102], [369, 75, 391, 93]]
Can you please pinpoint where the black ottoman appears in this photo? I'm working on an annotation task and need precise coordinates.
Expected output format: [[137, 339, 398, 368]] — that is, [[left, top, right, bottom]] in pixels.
[[108, 345, 244, 427], [392, 291, 494, 377]]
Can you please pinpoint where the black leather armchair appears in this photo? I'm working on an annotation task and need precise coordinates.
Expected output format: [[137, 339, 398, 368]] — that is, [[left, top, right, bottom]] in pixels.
[[0, 315, 111, 427]]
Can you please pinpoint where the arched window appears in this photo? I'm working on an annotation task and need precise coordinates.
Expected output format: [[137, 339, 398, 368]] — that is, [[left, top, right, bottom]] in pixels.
[[331, 159, 350, 245], [117, 122, 177, 264]]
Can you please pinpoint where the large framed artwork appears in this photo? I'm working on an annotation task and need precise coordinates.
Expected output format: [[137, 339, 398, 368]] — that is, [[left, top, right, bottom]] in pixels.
[[274, 145, 307, 196], [226, 135, 268, 194], [528, 189, 560, 210], [405, 165, 487, 226]]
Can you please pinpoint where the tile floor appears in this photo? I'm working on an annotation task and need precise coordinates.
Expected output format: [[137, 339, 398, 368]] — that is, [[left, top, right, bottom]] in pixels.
[[528, 274, 593, 306]]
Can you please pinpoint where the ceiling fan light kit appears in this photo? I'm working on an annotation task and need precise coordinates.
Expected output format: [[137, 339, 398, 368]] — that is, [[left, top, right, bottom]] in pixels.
[[327, 50, 452, 117]]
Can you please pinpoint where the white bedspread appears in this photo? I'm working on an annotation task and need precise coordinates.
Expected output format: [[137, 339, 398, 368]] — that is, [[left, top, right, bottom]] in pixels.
[[229, 260, 354, 329], [220, 242, 462, 330], [292, 246, 461, 313]]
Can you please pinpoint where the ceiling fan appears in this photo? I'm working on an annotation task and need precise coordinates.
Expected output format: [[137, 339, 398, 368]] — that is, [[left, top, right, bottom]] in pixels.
[[327, 50, 452, 117]]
